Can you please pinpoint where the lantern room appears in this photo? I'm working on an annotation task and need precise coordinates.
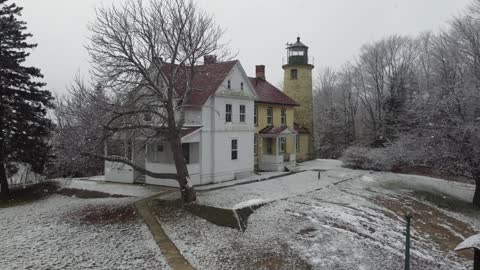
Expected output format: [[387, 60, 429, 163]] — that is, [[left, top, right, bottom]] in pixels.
[[286, 37, 309, 65]]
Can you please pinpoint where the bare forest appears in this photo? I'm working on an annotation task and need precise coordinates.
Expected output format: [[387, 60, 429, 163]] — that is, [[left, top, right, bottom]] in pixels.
[[314, 0, 480, 206]]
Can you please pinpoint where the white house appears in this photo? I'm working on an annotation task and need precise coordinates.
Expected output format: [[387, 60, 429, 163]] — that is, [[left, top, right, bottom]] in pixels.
[[105, 57, 257, 187]]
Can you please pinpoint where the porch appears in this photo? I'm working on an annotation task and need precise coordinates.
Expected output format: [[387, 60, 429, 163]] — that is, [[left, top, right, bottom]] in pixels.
[[104, 126, 202, 186], [144, 141, 201, 187], [258, 126, 297, 171]]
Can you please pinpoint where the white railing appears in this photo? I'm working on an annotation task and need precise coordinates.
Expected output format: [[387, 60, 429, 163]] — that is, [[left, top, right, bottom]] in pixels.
[[261, 154, 296, 164]]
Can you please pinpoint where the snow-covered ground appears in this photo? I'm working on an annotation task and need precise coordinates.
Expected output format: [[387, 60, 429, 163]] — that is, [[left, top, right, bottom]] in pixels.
[[155, 159, 479, 270], [58, 177, 168, 197], [195, 169, 359, 209], [0, 182, 171, 270]]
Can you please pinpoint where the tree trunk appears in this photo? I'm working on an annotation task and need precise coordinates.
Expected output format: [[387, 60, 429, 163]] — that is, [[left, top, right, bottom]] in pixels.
[[170, 135, 196, 203], [0, 161, 9, 201], [474, 179, 480, 208]]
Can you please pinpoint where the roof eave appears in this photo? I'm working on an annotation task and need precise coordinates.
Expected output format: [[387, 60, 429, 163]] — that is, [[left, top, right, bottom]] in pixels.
[[255, 100, 299, 107]]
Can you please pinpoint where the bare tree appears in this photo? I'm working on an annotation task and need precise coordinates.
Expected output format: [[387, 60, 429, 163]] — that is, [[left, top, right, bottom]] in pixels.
[[75, 0, 228, 202], [50, 77, 109, 178], [314, 67, 358, 158]]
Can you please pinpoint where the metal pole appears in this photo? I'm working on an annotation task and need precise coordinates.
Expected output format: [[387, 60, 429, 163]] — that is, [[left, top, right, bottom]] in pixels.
[[405, 214, 412, 270], [475, 248, 480, 270]]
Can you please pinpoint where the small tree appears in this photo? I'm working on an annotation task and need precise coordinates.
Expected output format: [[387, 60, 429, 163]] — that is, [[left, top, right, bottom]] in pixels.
[[82, 0, 227, 202], [0, 0, 53, 199], [51, 78, 108, 178]]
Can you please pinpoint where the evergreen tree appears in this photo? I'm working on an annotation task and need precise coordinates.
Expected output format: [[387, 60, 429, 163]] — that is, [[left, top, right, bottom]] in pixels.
[[0, 0, 53, 199]]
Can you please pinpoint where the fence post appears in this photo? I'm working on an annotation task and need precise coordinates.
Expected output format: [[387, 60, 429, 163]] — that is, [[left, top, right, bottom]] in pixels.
[[475, 248, 480, 270], [405, 213, 412, 270]]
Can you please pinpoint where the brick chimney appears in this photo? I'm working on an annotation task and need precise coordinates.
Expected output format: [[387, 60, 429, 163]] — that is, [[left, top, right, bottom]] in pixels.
[[204, 55, 217, 64], [256, 65, 265, 80]]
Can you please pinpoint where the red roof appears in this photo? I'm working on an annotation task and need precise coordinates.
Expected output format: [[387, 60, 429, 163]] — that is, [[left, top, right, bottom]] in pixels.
[[294, 123, 310, 134], [249, 77, 298, 106], [161, 61, 238, 107], [181, 126, 202, 137], [259, 126, 288, 135]]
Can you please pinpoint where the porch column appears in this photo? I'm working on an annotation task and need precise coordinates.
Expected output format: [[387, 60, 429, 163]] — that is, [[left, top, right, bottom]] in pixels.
[[275, 137, 279, 156], [293, 135, 297, 156], [145, 143, 148, 167]]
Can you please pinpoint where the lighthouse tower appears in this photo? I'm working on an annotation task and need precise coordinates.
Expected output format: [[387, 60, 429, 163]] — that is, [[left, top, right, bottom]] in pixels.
[[283, 37, 315, 160]]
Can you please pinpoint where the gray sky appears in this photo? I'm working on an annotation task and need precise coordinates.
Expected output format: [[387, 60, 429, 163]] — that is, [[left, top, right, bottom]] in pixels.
[[17, 0, 471, 95]]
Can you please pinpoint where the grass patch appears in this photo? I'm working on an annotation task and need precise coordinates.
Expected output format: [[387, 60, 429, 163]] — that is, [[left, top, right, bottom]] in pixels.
[[65, 203, 138, 225], [373, 193, 478, 260], [57, 188, 129, 199], [413, 190, 480, 215], [152, 198, 266, 231], [0, 181, 59, 208]]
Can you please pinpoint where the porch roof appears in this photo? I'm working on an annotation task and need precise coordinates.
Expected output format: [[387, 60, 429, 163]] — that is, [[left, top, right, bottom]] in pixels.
[[294, 123, 310, 134], [181, 126, 202, 138], [259, 126, 297, 137]]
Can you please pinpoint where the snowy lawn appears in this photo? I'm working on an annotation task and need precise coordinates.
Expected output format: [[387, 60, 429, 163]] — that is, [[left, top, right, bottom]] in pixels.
[[154, 159, 479, 270], [58, 177, 168, 197], [0, 181, 171, 270]]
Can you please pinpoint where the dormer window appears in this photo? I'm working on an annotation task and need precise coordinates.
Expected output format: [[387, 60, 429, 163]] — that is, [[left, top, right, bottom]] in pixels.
[[227, 80, 231, 89], [240, 82, 244, 90]]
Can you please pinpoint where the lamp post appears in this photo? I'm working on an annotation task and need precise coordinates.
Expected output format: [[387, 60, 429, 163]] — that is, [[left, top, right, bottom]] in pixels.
[[405, 213, 412, 270]]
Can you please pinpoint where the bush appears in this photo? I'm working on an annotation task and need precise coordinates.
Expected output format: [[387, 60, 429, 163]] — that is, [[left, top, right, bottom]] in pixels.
[[341, 146, 396, 171], [341, 135, 434, 172]]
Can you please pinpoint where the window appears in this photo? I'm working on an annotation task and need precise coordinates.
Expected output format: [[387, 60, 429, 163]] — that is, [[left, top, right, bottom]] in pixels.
[[291, 69, 298, 79], [267, 107, 273, 126], [231, 139, 238, 160], [239, 105, 246, 123], [280, 137, 286, 153], [241, 82, 244, 90], [254, 134, 258, 156], [254, 105, 258, 126], [154, 143, 164, 161], [144, 112, 152, 122], [266, 138, 273, 154], [227, 80, 231, 89], [226, 104, 232, 122], [143, 105, 153, 122], [281, 108, 286, 126], [182, 143, 190, 164], [296, 135, 300, 152]]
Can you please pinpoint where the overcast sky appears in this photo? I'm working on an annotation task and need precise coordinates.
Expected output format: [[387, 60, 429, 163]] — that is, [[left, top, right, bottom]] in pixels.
[[17, 0, 471, 95]]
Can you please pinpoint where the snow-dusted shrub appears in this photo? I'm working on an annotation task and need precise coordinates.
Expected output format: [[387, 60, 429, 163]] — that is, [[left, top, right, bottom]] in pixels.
[[341, 146, 396, 171], [341, 135, 437, 172]]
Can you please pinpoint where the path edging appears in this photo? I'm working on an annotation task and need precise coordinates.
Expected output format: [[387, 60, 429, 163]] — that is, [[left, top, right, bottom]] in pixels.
[[135, 193, 194, 270]]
